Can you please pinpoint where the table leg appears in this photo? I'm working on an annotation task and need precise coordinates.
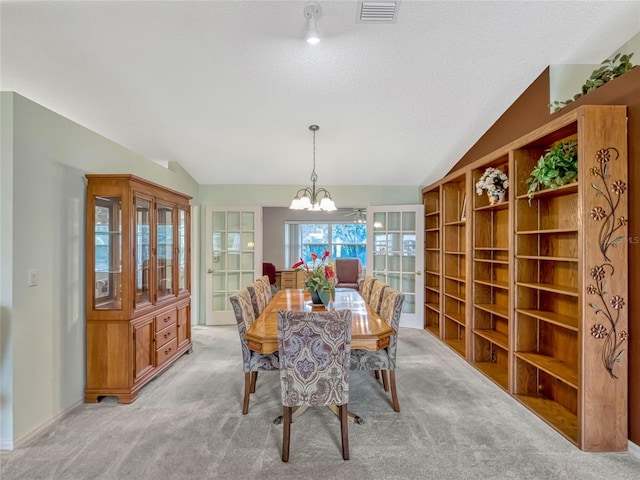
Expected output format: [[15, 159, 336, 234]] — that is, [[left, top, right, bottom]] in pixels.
[[328, 405, 364, 424], [273, 406, 308, 424]]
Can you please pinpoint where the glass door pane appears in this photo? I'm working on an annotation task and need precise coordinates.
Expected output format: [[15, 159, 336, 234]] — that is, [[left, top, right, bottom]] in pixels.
[[157, 204, 174, 300], [367, 205, 424, 328], [177, 207, 188, 293], [206, 207, 261, 325], [94, 196, 122, 310], [134, 196, 151, 309]]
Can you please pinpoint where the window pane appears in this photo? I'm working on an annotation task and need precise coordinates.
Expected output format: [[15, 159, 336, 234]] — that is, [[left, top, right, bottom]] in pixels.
[[301, 224, 328, 243]]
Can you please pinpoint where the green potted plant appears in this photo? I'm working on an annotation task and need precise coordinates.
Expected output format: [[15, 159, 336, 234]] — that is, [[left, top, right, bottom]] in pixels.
[[550, 52, 635, 112], [525, 139, 578, 200]]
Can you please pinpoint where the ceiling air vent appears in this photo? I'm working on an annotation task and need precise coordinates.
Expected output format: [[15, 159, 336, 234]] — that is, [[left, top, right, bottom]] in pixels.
[[358, 1, 399, 23]]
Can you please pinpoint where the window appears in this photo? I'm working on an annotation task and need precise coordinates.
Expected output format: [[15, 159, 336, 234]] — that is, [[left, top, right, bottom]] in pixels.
[[286, 223, 367, 267]]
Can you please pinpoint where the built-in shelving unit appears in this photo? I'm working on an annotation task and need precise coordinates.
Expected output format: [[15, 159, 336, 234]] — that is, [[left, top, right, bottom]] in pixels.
[[420, 105, 628, 451], [471, 155, 511, 391], [423, 186, 441, 337], [441, 173, 467, 358]]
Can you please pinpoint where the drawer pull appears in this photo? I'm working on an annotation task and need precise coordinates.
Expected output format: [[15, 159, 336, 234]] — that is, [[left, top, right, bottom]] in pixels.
[[165, 347, 172, 354]]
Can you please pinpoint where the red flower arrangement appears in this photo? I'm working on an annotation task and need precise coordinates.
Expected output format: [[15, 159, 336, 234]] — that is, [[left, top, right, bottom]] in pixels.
[[291, 250, 336, 293]]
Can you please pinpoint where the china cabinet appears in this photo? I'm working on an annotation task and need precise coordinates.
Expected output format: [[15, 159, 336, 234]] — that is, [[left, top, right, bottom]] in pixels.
[[85, 174, 191, 403]]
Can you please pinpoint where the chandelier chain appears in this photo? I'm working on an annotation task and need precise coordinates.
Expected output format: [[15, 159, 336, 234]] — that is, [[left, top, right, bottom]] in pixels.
[[310, 127, 318, 183]]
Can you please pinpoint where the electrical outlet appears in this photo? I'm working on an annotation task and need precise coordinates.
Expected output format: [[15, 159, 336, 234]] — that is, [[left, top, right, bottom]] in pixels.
[[28, 268, 39, 287]]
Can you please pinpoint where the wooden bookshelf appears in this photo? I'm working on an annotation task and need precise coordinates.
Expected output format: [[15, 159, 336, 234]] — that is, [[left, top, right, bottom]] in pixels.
[[421, 105, 628, 451], [441, 173, 468, 358], [423, 186, 441, 337], [471, 154, 511, 390], [514, 106, 628, 450]]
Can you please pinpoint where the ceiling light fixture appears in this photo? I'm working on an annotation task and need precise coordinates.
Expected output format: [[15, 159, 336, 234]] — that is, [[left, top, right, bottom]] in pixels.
[[290, 125, 336, 211], [304, 2, 321, 45]]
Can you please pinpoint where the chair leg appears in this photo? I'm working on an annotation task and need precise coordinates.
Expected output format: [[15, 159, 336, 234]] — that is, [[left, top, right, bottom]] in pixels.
[[340, 404, 350, 460], [381, 370, 389, 392], [374, 370, 380, 380], [389, 370, 400, 412], [282, 406, 292, 462], [250, 371, 258, 393], [242, 372, 251, 415]]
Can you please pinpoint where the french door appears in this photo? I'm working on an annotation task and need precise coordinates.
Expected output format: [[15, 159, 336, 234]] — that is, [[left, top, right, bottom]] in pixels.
[[366, 205, 424, 328], [205, 207, 262, 325]]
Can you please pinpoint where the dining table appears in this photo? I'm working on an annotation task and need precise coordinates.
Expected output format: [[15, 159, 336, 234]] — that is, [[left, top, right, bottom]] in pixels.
[[245, 287, 394, 354], [245, 287, 394, 424]]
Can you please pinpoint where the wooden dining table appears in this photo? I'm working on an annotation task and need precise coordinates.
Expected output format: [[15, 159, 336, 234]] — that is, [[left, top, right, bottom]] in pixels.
[[245, 288, 394, 354], [245, 287, 394, 424]]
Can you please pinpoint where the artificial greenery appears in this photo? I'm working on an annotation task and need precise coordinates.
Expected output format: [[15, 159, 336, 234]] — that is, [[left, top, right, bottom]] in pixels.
[[525, 139, 578, 200], [550, 52, 635, 113]]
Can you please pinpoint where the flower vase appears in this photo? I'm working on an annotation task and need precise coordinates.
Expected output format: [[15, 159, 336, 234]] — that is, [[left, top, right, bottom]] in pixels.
[[310, 289, 323, 306], [487, 190, 506, 205], [319, 288, 335, 310]]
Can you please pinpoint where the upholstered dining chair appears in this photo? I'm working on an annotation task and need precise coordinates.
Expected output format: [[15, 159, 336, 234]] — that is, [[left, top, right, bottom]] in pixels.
[[368, 279, 387, 314], [277, 309, 352, 462], [359, 275, 376, 303], [350, 288, 404, 412], [229, 289, 279, 414], [247, 279, 269, 318], [259, 275, 273, 301]]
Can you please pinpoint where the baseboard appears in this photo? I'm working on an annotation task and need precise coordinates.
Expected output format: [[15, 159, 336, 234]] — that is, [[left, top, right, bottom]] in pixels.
[[0, 439, 14, 451], [628, 440, 640, 462], [10, 399, 83, 450]]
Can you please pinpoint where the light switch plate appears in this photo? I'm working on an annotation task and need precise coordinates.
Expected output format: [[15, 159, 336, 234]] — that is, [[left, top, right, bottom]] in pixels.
[[28, 268, 39, 287]]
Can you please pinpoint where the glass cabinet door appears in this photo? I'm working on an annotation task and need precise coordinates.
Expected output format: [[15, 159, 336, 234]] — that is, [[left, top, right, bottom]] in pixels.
[[177, 207, 189, 293], [134, 196, 152, 309], [94, 196, 122, 310], [156, 203, 174, 300]]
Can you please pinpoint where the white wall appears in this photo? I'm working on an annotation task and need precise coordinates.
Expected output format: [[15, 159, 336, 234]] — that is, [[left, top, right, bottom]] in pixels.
[[0, 92, 199, 449], [549, 31, 640, 112], [1, 93, 16, 448]]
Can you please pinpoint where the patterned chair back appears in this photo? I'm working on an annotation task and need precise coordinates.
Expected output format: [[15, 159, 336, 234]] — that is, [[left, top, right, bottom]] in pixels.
[[229, 289, 256, 372], [368, 280, 387, 314], [259, 275, 273, 301], [277, 309, 352, 407], [248, 280, 269, 318], [379, 288, 405, 368], [360, 276, 376, 302]]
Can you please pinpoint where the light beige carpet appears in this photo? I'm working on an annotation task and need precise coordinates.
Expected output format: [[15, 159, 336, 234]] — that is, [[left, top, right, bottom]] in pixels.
[[1, 325, 638, 479]]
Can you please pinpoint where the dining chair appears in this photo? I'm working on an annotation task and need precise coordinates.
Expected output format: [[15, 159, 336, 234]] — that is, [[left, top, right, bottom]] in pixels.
[[368, 279, 387, 314], [229, 289, 279, 414], [259, 274, 273, 301], [359, 275, 376, 303], [350, 287, 404, 412], [277, 308, 352, 462], [247, 279, 269, 318]]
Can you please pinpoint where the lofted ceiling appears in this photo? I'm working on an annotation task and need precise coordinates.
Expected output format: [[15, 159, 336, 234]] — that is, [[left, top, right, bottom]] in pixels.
[[1, 1, 639, 187]]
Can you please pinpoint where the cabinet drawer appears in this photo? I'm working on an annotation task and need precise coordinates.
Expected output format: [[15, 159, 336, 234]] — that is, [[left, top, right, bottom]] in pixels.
[[155, 323, 177, 348], [281, 278, 297, 288], [155, 308, 177, 333], [156, 338, 178, 366]]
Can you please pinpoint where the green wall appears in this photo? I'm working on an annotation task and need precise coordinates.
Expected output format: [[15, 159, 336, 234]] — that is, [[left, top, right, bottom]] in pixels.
[[0, 92, 199, 449]]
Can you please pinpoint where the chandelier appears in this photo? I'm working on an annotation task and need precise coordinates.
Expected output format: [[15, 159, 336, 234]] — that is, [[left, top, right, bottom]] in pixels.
[[289, 125, 337, 211]]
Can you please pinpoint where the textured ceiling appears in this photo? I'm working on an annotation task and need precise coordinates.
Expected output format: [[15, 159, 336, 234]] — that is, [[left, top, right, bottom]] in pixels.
[[1, 1, 639, 186]]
